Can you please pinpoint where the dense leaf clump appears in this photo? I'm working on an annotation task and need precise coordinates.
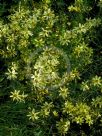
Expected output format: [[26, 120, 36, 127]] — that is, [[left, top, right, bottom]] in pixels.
[[0, 0, 102, 135]]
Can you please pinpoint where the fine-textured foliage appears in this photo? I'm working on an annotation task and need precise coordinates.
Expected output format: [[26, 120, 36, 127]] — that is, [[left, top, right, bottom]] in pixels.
[[0, 0, 102, 135]]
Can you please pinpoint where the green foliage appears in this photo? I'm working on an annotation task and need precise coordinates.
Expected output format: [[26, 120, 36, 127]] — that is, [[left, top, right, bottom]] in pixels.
[[0, 0, 102, 135]]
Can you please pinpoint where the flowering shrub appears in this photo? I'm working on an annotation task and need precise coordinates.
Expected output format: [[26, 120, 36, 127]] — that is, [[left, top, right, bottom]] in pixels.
[[0, 0, 102, 135]]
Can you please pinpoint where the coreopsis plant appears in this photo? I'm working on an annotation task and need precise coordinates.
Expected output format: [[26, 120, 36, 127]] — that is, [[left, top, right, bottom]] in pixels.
[[0, 0, 102, 135]]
